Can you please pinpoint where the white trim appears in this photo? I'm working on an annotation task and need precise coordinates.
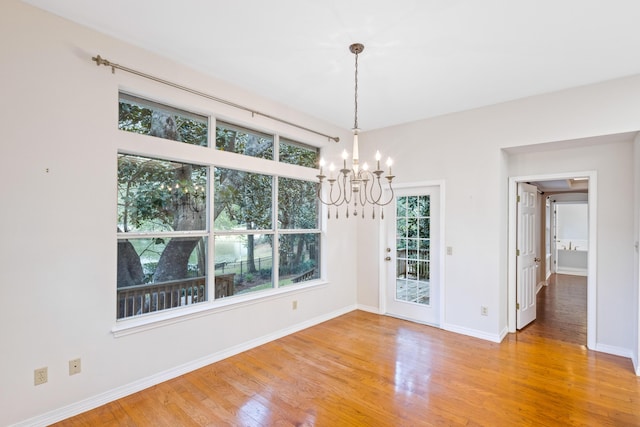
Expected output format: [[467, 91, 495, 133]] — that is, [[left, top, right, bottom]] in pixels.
[[357, 303, 383, 314], [594, 343, 635, 359], [442, 323, 506, 343], [555, 267, 588, 276], [14, 305, 356, 427], [508, 171, 597, 350], [379, 180, 446, 328]]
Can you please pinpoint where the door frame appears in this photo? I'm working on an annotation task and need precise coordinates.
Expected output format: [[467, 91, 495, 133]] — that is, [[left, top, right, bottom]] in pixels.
[[378, 180, 446, 327], [507, 171, 597, 349]]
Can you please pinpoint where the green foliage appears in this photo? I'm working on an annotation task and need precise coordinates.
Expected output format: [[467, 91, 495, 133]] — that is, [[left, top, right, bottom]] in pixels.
[[278, 177, 317, 229], [215, 123, 273, 159], [214, 167, 272, 230], [279, 139, 318, 168], [119, 102, 152, 134], [119, 99, 207, 146], [176, 116, 207, 146], [118, 155, 207, 232]]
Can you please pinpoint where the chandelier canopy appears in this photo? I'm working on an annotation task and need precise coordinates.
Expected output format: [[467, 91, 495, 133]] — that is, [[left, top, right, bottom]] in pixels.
[[317, 43, 395, 219]]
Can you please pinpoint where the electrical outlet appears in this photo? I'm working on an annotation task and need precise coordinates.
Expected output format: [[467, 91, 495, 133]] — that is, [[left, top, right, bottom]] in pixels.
[[292, 300, 298, 310], [481, 306, 488, 316], [69, 358, 81, 375], [34, 367, 48, 385]]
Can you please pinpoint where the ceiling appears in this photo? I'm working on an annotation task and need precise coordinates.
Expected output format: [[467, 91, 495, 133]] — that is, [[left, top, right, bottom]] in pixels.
[[528, 179, 589, 194], [23, 0, 640, 131]]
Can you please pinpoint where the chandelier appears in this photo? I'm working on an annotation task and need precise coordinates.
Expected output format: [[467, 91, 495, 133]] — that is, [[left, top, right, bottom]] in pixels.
[[317, 43, 395, 219]]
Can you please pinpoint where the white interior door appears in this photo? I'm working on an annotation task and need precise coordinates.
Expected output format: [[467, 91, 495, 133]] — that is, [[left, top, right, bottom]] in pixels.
[[385, 186, 440, 326], [517, 182, 537, 329]]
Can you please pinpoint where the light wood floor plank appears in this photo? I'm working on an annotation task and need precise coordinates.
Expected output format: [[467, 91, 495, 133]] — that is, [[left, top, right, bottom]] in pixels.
[[53, 274, 640, 426]]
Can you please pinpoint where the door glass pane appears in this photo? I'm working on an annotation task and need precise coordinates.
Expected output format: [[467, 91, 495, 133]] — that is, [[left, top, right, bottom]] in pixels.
[[396, 195, 430, 305]]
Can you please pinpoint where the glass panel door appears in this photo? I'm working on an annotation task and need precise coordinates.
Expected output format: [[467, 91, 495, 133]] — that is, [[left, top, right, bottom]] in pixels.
[[385, 185, 440, 326]]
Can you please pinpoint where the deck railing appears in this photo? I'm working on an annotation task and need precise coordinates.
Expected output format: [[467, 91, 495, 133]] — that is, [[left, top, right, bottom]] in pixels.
[[117, 276, 206, 319]]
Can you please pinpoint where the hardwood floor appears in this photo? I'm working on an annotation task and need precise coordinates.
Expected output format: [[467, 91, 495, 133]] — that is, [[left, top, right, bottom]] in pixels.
[[55, 278, 640, 426], [519, 273, 588, 345]]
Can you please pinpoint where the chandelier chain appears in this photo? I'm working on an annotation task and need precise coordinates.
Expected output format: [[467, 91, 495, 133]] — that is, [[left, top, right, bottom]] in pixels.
[[354, 50, 359, 130]]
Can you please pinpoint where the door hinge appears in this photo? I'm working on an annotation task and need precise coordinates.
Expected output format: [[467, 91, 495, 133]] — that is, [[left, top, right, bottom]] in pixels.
[[516, 249, 520, 256], [517, 195, 521, 203], [516, 303, 520, 310]]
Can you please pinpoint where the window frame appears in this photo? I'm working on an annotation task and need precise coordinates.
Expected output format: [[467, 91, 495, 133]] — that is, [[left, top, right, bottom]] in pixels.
[[113, 93, 325, 336]]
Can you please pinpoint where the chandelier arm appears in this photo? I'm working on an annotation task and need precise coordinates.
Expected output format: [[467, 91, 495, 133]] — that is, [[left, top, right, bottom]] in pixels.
[[362, 172, 396, 207], [358, 179, 369, 207], [377, 181, 396, 207], [329, 181, 346, 206], [341, 171, 353, 205], [316, 183, 333, 206], [363, 172, 385, 205], [359, 172, 375, 206]]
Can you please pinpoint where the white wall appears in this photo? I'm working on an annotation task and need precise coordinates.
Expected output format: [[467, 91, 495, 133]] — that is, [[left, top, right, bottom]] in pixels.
[[634, 134, 640, 374], [0, 2, 356, 425], [557, 203, 588, 246], [359, 77, 640, 349]]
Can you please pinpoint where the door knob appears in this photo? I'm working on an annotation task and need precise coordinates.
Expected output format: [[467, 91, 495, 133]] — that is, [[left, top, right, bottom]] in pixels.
[[534, 257, 541, 262], [385, 256, 391, 261]]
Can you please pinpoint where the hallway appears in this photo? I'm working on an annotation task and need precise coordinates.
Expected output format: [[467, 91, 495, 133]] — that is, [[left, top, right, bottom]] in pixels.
[[519, 273, 587, 346]]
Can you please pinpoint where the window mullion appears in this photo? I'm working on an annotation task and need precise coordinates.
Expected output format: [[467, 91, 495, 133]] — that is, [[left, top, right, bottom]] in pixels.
[[273, 175, 280, 288]]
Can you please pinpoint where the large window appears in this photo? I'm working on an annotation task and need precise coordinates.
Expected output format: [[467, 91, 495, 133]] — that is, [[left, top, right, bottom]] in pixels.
[[117, 93, 321, 320]]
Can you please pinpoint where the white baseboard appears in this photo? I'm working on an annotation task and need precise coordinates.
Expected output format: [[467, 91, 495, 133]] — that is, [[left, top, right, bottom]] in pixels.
[[593, 343, 634, 359], [556, 267, 588, 276], [13, 305, 357, 427], [442, 323, 504, 343], [356, 304, 382, 314]]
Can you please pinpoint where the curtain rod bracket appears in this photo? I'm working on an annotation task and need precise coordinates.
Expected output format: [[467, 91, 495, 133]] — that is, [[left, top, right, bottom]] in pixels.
[[91, 54, 340, 143]]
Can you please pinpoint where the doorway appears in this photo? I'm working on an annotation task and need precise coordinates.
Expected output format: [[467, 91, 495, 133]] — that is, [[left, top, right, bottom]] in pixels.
[[508, 172, 596, 349], [381, 182, 444, 326]]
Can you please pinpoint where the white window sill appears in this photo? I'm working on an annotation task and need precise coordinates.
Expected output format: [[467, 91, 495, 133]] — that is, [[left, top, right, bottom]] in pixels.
[[111, 279, 328, 338]]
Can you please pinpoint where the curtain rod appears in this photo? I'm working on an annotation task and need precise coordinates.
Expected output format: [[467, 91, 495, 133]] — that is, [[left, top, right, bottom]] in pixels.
[[91, 54, 340, 143]]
